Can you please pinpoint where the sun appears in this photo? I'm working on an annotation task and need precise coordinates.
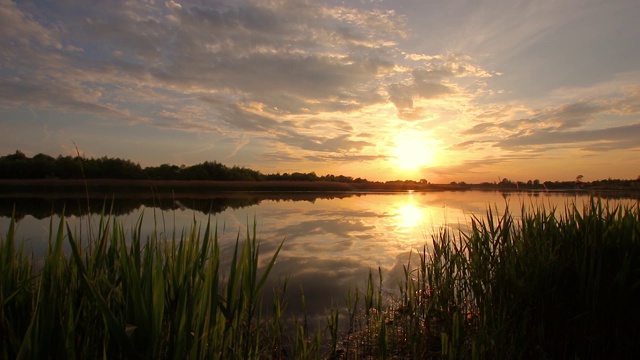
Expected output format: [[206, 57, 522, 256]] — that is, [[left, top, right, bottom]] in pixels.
[[392, 135, 437, 170]]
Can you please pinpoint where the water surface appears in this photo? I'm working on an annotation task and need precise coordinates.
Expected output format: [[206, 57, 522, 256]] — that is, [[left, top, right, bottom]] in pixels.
[[2, 190, 638, 328]]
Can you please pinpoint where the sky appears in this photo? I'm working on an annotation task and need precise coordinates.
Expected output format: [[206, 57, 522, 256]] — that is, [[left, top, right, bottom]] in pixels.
[[1, 0, 639, 183]]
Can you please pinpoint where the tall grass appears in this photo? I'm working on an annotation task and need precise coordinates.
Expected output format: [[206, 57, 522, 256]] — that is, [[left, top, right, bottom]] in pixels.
[[331, 198, 640, 359], [3, 198, 640, 359], [0, 208, 284, 359]]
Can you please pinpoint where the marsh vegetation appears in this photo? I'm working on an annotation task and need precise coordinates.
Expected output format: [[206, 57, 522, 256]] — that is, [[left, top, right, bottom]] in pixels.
[[2, 199, 639, 359]]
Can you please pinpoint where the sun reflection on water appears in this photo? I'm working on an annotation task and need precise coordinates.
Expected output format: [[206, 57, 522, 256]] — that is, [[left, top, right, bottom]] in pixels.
[[396, 193, 425, 228]]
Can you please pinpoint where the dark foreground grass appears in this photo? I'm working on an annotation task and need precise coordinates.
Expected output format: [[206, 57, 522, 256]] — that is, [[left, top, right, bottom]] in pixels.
[[0, 207, 295, 359], [2, 199, 640, 359], [330, 198, 640, 359]]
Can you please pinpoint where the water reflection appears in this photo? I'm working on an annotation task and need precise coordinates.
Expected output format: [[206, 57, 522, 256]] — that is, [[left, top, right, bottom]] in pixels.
[[396, 193, 424, 228], [0, 192, 357, 220], [1, 190, 639, 330]]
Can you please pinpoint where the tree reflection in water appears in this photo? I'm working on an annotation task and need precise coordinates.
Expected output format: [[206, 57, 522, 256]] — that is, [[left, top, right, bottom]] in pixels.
[[2, 190, 639, 335]]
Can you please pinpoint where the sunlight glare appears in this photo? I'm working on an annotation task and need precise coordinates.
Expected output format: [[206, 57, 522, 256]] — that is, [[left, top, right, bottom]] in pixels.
[[393, 135, 436, 170], [396, 193, 425, 228], [398, 203, 424, 228]]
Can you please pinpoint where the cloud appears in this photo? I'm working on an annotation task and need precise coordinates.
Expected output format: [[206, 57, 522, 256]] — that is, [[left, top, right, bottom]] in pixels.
[[427, 155, 538, 179], [387, 54, 491, 115], [0, 0, 62, 49], [202, 99, 282, 132], [447, 140, 493, 151], [0, 0, 405, 140], [154, 108, 223, 133], [582, 140, 640, 153], [461, 86, 640, 153], [166, 1, 182, 10], [540, 101, 606, 130], [260, 150, 301, 163], [276, 133, 374, 153], [0, 0, 496, 170], [4, 0, 638, 182], [303, 153, 386, 163], [497, 123, 640, 150], [204, 53, 390, 114], [224, 136, 250, 160], [200, 96, 375, 156], [0, 77, 148, 124], [274, 218, 375, 243]]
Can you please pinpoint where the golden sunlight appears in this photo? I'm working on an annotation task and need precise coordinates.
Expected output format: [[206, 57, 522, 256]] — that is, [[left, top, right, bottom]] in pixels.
[[397, 203, 424, 227], [392, 134, 437, 170], [396, 193, 425, 228]]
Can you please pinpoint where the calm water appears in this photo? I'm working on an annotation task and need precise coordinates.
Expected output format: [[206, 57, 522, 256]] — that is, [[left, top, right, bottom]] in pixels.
[[1, 190, 638, 327]]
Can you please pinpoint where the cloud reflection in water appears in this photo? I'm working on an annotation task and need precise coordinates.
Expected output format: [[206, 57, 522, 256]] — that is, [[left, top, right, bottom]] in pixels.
[[4, 191, 636, 332]]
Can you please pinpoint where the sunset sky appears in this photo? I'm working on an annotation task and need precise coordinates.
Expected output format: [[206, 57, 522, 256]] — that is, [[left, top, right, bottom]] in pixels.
[[1, 0, 639, 183]]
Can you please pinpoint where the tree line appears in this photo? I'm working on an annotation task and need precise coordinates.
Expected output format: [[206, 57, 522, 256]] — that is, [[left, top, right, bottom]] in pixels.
[[2, 150, 639, 189], [0, 150, 370, 183]]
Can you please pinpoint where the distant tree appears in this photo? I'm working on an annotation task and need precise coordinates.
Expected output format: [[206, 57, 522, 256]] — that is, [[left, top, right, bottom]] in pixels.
[[6, 150, 27, 161], [54, 156, 83, 179], [144, 164, 180, 180], [0, 151, 28, 178], [499, 177, 517, 188], [97, 157, 143, 179], [30, 153, 56, 178]]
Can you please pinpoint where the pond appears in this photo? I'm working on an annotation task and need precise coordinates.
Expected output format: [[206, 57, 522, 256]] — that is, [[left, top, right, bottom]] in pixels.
[[1, 190, 638, 329]]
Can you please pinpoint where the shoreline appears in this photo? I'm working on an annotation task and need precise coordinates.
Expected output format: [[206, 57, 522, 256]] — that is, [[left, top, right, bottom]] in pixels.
[[1, 178, 639, 198]]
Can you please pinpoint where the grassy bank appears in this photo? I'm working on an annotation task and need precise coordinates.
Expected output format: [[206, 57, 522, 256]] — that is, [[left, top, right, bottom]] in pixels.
[[2, 199, 640, 359]]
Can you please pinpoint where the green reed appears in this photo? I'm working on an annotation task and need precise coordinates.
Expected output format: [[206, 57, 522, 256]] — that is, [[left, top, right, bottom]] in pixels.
[[0, 209, 284, 359], [330, 198, 640, 359], [3, 198, 640, 359]]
